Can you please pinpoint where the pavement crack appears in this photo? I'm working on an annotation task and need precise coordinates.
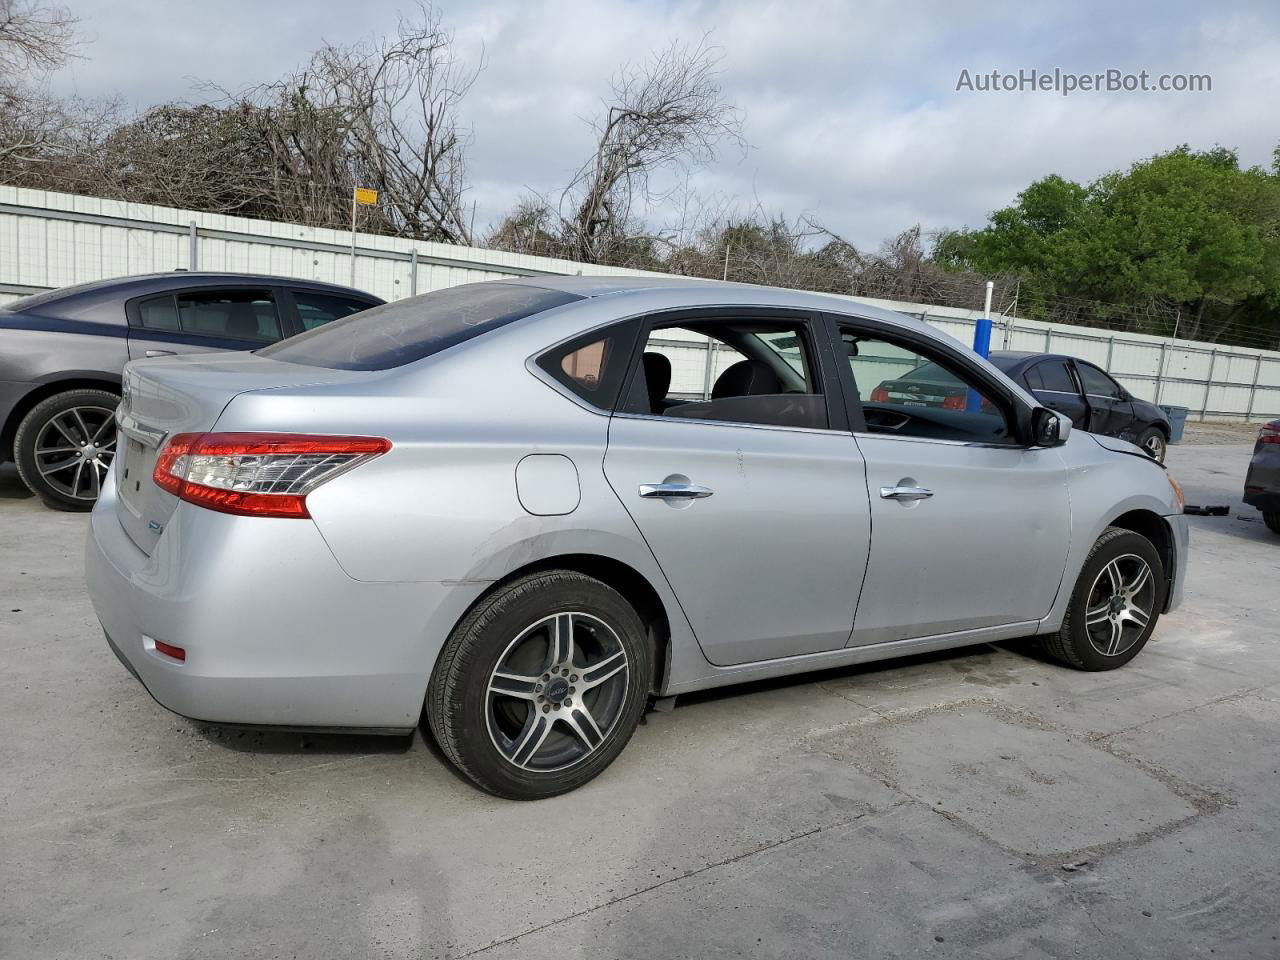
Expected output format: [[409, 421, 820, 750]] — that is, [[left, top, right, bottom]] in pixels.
[[1087, 684, 1268, 741], [455, 802, 907, 958]]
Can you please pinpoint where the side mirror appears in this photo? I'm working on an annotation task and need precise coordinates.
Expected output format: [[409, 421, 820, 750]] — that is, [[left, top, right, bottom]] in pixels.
[[1032, 407, 1070, 446]]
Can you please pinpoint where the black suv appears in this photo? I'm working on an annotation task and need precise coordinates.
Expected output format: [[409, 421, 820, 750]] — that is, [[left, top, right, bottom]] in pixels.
[[0, 273, 382, 509]]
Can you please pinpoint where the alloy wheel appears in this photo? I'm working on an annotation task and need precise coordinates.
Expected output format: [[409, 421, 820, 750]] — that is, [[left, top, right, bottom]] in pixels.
[[486, 612, 630, 773], [1084, 553, 1155, 657], [32, 405, 117, 501], [1143, 432, 1166, 461]]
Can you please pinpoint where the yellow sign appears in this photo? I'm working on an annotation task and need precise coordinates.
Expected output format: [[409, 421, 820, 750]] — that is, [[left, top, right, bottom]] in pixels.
[[354, 187, 379, 206]]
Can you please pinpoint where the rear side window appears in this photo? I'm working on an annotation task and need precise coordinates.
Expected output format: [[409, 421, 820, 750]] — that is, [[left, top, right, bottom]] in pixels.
[[137, 295, 180, 330], [1034, 359, 1078, 394], [260, 282, 582, 371], [536, 320, 640, 410], [134, 289, 281, 341], [292, 291, 376, 331], [176, 290, 281, 342]]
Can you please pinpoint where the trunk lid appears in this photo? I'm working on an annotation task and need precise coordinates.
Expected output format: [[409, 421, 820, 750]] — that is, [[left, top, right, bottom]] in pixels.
[[113, 352, 363, 554], [876, 377, 965, 408]]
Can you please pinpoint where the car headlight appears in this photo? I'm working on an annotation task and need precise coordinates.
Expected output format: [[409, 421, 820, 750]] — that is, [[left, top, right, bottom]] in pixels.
[[1167, 473, 1185, 511]]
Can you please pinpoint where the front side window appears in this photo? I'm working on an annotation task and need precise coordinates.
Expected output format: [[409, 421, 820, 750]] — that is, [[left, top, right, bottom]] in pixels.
[[623, 319, 827, 430], [1077, 362, 1122, 399], [841, 327, 1016, 445], [175, 290, 281, 342], [261, 282, 581, 371]]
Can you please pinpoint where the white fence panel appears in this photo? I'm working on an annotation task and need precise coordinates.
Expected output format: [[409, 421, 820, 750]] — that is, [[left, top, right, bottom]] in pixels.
[[2, 185, 1279, 421]]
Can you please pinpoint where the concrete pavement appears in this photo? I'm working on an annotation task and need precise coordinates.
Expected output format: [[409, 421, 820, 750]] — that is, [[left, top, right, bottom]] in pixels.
[[1, 441, 1277, 959]]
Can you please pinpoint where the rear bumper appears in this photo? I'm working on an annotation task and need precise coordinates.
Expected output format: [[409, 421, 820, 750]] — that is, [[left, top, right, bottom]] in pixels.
[[1165, 512, 1189, 612], [1243, 444, 1280, 512], [85, 469, 487, 730]]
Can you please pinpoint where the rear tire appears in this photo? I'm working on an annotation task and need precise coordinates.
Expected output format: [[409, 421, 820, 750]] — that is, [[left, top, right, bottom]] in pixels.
[[14, 389, 120, 511], [1137, 426, 1168, 462], [1042, 527, 1164, 671], [427, 571, 652, 800], [1264, 512, 1280, 535]]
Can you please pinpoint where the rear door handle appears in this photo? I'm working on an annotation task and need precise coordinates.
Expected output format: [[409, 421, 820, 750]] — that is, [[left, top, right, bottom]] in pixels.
[[880, 485, 933, 501], [144, 349, 175, 358], [639, 482, 714, 500]]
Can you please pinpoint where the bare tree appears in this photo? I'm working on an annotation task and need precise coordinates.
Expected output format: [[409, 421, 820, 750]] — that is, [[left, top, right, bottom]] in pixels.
[[0, 0, 80, 163], [212, 3, 479, 242], [0, 0, 78, 74], [558, 37, 743, 263]]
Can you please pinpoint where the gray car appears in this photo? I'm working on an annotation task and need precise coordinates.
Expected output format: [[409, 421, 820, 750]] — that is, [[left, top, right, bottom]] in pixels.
[[85, 277, 1189, 799], [0, 272, 381, 509]]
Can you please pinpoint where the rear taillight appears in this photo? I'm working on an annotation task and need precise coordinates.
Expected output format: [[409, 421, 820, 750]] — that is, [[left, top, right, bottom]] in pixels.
[[870, 386, 890, 403], [152, 432, 391, 519], [1260, 422, 1280, 444]]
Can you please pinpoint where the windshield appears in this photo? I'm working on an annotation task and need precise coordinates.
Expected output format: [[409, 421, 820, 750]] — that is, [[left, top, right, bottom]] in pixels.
[[258, 282, 582, 371]]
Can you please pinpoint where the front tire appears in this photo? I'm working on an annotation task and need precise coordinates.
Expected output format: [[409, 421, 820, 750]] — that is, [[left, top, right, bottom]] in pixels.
[[1137, 426, 1168, 462], [427, 571, 652, 800], [1264, 512, 1280, 536], [1042, 527, 1164, 671], [14, 388, 120, 510]]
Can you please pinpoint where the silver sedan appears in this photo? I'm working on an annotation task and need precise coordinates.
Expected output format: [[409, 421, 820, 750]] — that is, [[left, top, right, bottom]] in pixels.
[[86, 277, 1189, 799]]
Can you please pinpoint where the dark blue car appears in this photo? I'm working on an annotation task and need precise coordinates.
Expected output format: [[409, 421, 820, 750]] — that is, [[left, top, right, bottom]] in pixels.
[[0, 273, 382, 509], [872, 349, 1172, 461]]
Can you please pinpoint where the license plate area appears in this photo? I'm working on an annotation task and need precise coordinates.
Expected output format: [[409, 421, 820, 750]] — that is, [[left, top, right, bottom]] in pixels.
[[118, 437, 151, 515]]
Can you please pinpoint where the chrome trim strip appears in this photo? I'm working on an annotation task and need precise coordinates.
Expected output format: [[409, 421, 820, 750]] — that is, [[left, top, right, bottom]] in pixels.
[[114, 404, 168, 449], [613, 410, 847, 437]]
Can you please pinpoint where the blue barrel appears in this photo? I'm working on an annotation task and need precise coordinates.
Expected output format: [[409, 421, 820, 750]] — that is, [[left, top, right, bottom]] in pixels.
[[1159, 405, 1189, 444]]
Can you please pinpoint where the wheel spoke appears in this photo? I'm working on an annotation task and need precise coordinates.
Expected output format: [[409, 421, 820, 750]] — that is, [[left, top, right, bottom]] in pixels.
[[50, 417, 80, 445], [71, 408, 92, 443], [36, 445, 80, 458], [1104, 559, 1123, 594], [549, 613, 574, 669], [1085, 603, 1111, 625], [1125, 564, 1151, 597], [1106, 618, 1124, 656], [90, 461, 102, 498], [489, 670, 540, 701], [507, 712, 554, 768], [91, 416, 115, 442], [578, 650, 627, 691], [39, 456, 78, 477], [72, 460, 85, 495], [562, 704, 605, 754], [1123, 605, 1150, 629]]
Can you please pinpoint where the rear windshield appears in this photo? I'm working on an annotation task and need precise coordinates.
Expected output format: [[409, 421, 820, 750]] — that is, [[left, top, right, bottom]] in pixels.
[[1, 279, 115, 312], [900, 361, 963, 385], [258, 282, 582, 371]]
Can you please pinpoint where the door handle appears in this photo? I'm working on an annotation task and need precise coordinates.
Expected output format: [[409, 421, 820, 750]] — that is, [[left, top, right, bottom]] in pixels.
[[880, 485, 933, 501], [144, 349, 175, 358], [639, 482, 714, 500]]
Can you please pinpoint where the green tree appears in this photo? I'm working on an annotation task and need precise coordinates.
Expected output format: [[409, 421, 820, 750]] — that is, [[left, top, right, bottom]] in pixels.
[[936, 146, 1280, 345]]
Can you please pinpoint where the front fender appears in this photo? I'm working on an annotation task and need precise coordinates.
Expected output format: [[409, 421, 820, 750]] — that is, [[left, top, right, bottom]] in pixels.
[[1039, 433, 1181, 633]]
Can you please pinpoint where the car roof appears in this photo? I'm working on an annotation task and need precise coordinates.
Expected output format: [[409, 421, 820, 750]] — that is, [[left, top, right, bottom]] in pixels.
[[4, 272, 382, 315], [987, 350, 1084, 370], [502, 274, 945, 337]]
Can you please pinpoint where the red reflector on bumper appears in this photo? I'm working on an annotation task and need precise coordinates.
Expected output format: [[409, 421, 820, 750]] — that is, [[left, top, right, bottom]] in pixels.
[[154, 640, 186, 662]]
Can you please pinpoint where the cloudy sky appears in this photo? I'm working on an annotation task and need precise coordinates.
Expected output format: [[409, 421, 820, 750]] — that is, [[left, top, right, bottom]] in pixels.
[[46, 0, 1280, 250]]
